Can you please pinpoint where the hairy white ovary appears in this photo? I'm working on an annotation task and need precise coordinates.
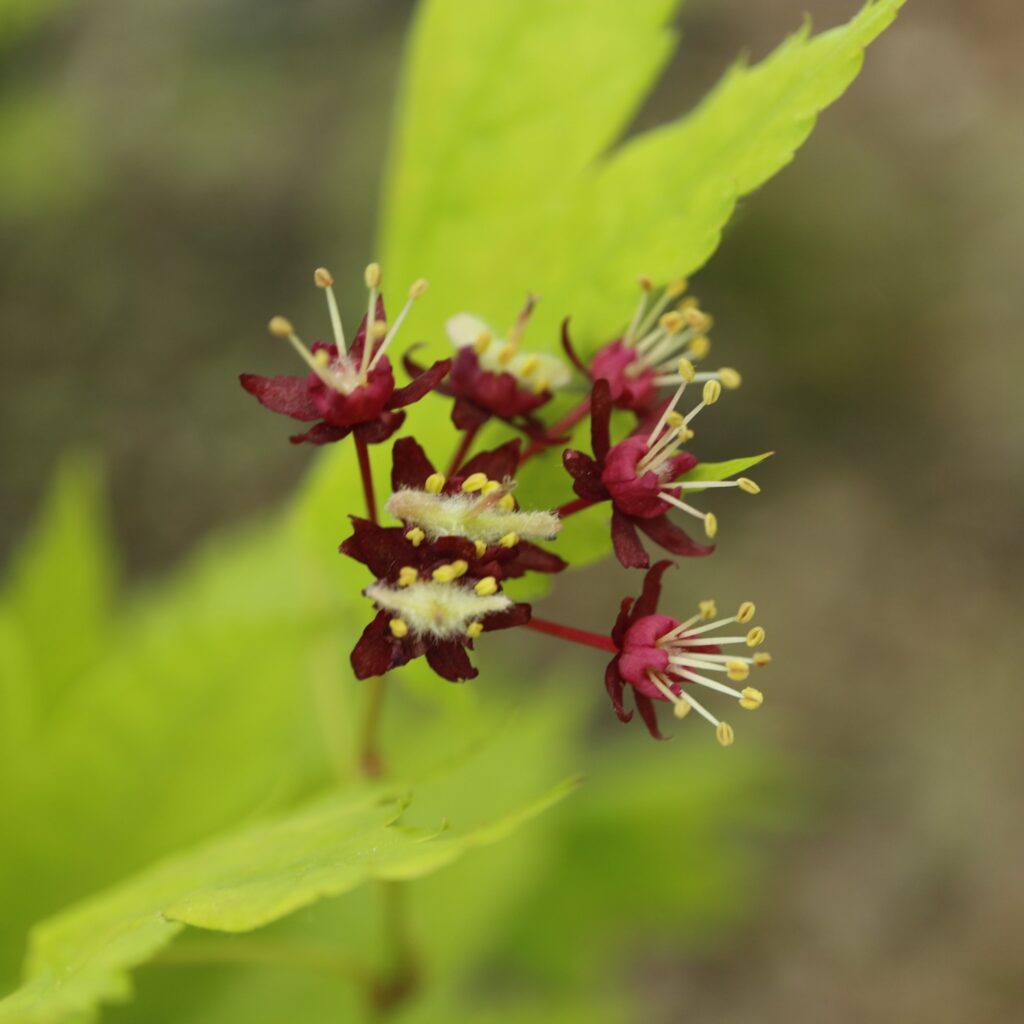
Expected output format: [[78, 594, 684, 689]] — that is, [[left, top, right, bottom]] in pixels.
[[447, 312, 571, 392], [386, 489, 561, 544], [366, 581, 511, 640]]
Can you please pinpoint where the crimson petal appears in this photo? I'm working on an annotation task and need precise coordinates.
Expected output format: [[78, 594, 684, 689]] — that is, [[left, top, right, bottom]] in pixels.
[[390, 358, 452, 409], [611, 596, 635, 647], [289, 422, 349, 445], [634, 560, 674, 619], [635, 693, 667, 740], [340, 518, 415, 579], [560, 317, 590, 376], [635, 514, 715, 558], [611, 508, 650, 569], [452, 397, 491, 430], [351, 611, 397, 679], [460, 439, 522, 482], [240, 373, 320, 422], [354, 410, 405, 446], [391, 437, 437, 491], [563, 449, 607, 501], [482, 603, 532, 631], [605, 658, 632, 723], [504, 542, 568, 576], [426, 641, 478, 682]]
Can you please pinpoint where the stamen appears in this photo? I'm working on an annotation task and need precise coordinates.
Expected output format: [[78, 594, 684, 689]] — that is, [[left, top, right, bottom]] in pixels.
[[358, 262, 381, 378], [716, 722, 734, 747], [753, 652, 772, 666], [624, 276, 653, 345], [397, 566, 418, 587], [367, 278, 428, 373], [736, 602, 756, 624], [498, 494, 516, 512], [432, 564, 459, 583], [473, 331, 493, 355], [506, 294, 537, 346], [467, 622, 484, 639], [667, 663, 746, 700], [314, 266, 346, 352], [657, 491, 717, 537], [389, 618, 409, 638], [481, 480, 501, 496], [405, 527, 425, 546], [425, 473, 446, 495], [461, 473, 488, 493], [737, 478, 760, 494], [650, 670, 721, 729], [739, 687, 763, 710], [634, 279, 686, 340], [746, 627, 766, 647], [474, 576, 498, 596], [269, 316, 337, 389], [474, 540, 487, 557], [498, 532, 519, 548], [645, 359, 695, 447]]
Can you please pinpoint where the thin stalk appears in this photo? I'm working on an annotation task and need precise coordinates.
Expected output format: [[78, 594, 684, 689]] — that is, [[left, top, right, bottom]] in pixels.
[[447, 424, 480, 476], [556, 496, 594, 518], [355, 435, 378, 524], [359, 675, 387, 778], [525, 616, 617, 654], [519, 396, 592, 465]]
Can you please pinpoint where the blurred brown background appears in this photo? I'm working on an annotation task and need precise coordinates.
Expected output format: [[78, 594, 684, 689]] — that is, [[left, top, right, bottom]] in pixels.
[[2, 0, 1022, 1021]]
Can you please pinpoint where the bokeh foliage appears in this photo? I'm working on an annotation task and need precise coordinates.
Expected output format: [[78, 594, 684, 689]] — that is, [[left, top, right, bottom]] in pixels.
[[0, 0, 903, 1020]]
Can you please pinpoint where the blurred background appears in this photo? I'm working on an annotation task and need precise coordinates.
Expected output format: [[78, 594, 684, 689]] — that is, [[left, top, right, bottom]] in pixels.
[[2, 0, 1023, 1021]]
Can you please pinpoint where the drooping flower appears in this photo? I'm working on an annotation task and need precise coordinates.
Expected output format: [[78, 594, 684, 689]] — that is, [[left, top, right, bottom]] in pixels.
[[240, 264, 451, 445], [408, 295, 572, 434], [562, 277, 740, 415], [343, 436, 565, 682], [605, 561, 769, 742], [562, 374, 762, 568]]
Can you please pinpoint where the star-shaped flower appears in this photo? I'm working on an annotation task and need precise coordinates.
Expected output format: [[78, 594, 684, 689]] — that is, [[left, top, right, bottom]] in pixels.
[[240, 264, 451, 446]]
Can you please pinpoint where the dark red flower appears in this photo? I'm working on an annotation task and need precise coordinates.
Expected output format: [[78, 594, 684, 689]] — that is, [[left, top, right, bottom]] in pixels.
[[406, 301, 572, 435], [342, 436, 566, 684], [562, 379, 717, 569], [240, 266, 450, 446], [560, 279, 739, 416], [604, 561, 769, 741]]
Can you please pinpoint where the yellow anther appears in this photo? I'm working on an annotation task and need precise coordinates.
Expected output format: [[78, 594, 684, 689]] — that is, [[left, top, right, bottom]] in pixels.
[[638, 274, 653, 292], [474, 576, 498, 596], [425, 473, 446, 494], [473, 330, 493, 355], [660, 311, 685, 334], [682, 428, 695, 442], [461, 472, 488, 493], [688, 336, 711, 360], [474, 540, 487, 557], [498, 493, 516, 512], [405, 527, 425, 546], [726, 660, 750, 682], [409, 278, 429, 299], [702, 379, 722, 405], [677, 358, 696, 383], [738, 477, 760, 495], [685, 307, 713, 333], [520, 355, 540, 377], [665, 411, 684, 429], [432, 564, 458, 583], [268, 316, 294, 338], [364, 262, 381, 288], [753, 652, 772, 667], [313, 348, 330, 368], [481, 479, 501, 496], [497, 344, 517, 367], [313, 267, 334, 287], [673, 699, 691, 719], [704, 512, 718, 539], [389, 618, 409, 638], [397, 566, 418, 587], [736, 601, 756, 624], [450, 559, 469, 578], [533, 377, 550, 395], [716, 721, 735, 747], [498, 532, 519, 548], [746, 626, 766, 647], [666, 278, 688, 298], [698, 599, 717, 621], [739, 687, 764, 710], [467, 621, 484, 639], [718, 367, 742, 389], [678, 296, 699, 313], [370, 319, 388, 341]]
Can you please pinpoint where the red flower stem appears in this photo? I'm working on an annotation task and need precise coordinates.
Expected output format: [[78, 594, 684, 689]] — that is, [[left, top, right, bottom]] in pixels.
[[525, 616, 617, 654], [355, 435, 378, 525], [359, 674, 387, 778], [556, 496, 594, 518], [447, 423, 480, 477], [519, 396, 592, 466]]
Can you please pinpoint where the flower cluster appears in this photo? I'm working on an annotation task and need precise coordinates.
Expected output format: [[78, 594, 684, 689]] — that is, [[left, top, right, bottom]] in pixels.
[[242, 266, 772, 744]]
